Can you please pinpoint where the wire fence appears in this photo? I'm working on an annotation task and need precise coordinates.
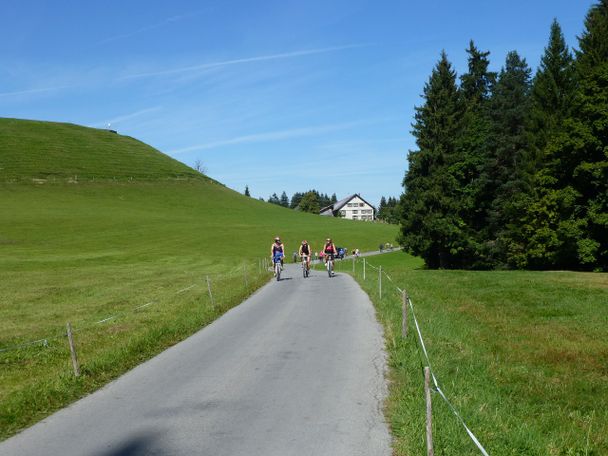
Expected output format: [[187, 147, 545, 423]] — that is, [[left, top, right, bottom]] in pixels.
[[2, 251, 489, 454], [0, 259, 273, 356], [347, 256, 491, 456]]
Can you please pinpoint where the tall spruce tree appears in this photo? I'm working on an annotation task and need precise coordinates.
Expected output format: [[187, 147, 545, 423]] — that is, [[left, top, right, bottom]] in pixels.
[[279, 191, 289, 207], [512, 20, 577, 268], [483, 51, 533, 266], [290, 192, 303, 209], [398, 52, 463, 268], [453, 41, 496, 267], [530, 20, 576, 153], [541, 1, 608, 270]]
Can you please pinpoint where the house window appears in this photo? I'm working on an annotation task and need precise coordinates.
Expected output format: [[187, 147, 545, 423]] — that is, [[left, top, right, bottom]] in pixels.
[[352, 210, 358, 214], [352, 215, 358, 220], [359, 203, 364, 207], [340, 210, 346, 216], [347, 203, 353, 207]]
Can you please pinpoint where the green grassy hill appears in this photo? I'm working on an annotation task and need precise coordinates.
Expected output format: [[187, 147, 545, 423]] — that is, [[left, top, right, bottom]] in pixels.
[[0, 118, 202, 181], [0, 118, 398, 439]]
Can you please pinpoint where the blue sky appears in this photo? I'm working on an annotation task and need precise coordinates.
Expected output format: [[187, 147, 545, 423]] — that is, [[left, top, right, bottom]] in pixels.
[[1, 0, 595, 206]]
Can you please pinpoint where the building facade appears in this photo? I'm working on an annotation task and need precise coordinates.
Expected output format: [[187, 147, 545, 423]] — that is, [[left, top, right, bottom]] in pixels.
[[320, 194, 376, 221]]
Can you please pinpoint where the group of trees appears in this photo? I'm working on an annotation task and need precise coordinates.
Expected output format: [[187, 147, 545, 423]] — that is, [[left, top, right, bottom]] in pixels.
[[377, 196, 400, 224], [288, 191, 336, 212], [244, 186, 338, 214], [399, 1, 607, 271]]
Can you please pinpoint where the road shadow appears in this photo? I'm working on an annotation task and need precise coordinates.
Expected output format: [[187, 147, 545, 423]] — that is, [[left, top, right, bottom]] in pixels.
[[93, 430, 166, 456]]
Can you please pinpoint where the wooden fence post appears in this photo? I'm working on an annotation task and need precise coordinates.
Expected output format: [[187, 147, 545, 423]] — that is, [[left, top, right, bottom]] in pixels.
[[66, 322, 80, 377], [402, 290, 408, 338], [206, 276, 215, 307], [244, 265, 248, 288], [425, 366, 434, 456], [379, 265, 382, 299], [352, 257, 355, 273], [363, 258, 366, 280]]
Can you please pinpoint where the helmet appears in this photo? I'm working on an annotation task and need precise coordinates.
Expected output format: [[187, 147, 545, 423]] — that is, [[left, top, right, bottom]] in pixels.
[[302, 240, 307, 244], [326, 238, 332, 242], [274, 237, 281, 242]]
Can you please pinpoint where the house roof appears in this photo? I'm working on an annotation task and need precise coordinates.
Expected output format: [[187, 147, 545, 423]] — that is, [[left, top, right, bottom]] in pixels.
[[319, 194, 376, 214]]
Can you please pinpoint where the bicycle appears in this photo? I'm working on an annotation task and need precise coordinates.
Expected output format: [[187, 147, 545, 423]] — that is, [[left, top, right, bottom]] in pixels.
[[301, 255, 310, 278], [324, 253, 335, 278], [273, 253, 284, 281]]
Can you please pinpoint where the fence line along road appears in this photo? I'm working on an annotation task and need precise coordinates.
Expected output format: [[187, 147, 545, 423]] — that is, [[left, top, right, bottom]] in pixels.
[[0, 260, 268, 356], [351, 255, 491, 456]]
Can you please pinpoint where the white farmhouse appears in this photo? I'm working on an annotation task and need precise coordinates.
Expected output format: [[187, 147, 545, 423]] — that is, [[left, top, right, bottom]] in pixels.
[[320, 194, 376, 221]]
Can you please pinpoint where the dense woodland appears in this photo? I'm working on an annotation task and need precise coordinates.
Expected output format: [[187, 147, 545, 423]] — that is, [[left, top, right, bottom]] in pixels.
[[399, 1, 608, 271]]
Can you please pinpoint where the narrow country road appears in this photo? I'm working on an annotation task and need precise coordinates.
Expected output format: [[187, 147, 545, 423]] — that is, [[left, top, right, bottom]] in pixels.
[[0, 262, 391, 456]]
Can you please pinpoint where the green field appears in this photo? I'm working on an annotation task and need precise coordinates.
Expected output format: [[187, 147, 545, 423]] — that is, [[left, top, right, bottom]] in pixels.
[[0, 118, 398, 439], [347, 252, 608, 455]]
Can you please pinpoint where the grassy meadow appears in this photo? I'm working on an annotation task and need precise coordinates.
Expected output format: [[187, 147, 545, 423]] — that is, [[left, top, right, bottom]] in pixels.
[[0, 118, 398, 439], [346, 252, 608, 455]]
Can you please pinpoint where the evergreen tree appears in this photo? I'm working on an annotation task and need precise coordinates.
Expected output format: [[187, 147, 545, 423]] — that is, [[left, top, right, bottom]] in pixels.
[[244, 185, 251, 197], [268, 193, 280, 205], [483, 51, 533, 265], [511, 20, 577, 268], [530, 20, 576, 153], [290, 192, 303, 209], [539, 1, 608, 270], [331, 193, 338, 204], [279, 191, 289, 207], [378, 196, 388, 220], [452, 41, 496, 267], [398, 52, 464, 268]]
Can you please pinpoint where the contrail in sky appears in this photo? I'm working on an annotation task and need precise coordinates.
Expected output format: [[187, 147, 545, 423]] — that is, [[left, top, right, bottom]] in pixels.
[[89, 106, 162, 127], [170, 119, 376, 154], [119, 44, 369, 80], [0, 85, 70, 97], [98, 10, 208, 44]]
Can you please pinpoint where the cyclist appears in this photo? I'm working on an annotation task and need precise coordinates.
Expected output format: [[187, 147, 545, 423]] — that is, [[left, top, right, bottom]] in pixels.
[[323, 238, 337, 276], [299, 240, 312, 272], [270, 236, 285, 274]]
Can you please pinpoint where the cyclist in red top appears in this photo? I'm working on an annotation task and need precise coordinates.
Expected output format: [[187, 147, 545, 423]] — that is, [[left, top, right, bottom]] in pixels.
[[323, 238, 337, 276]]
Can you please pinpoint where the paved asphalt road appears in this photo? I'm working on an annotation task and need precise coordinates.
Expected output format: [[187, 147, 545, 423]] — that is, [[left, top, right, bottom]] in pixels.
[[0, 261, 391, 456]]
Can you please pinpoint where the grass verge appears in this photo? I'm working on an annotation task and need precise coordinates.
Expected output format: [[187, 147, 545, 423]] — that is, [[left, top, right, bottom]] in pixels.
[[345, 252, 607, 455], [0, 263, 270, 440]]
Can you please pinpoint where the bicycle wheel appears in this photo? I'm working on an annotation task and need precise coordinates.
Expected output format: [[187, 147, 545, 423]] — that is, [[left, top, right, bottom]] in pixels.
[[327, 260, 332, 277], [275, 262, 281, 281]]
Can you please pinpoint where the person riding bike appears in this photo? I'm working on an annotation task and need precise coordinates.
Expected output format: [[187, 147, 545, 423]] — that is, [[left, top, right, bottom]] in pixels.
[[270, 237, 285, 272], [323, 238, 337, 276], [299, 240, 312, 271]]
